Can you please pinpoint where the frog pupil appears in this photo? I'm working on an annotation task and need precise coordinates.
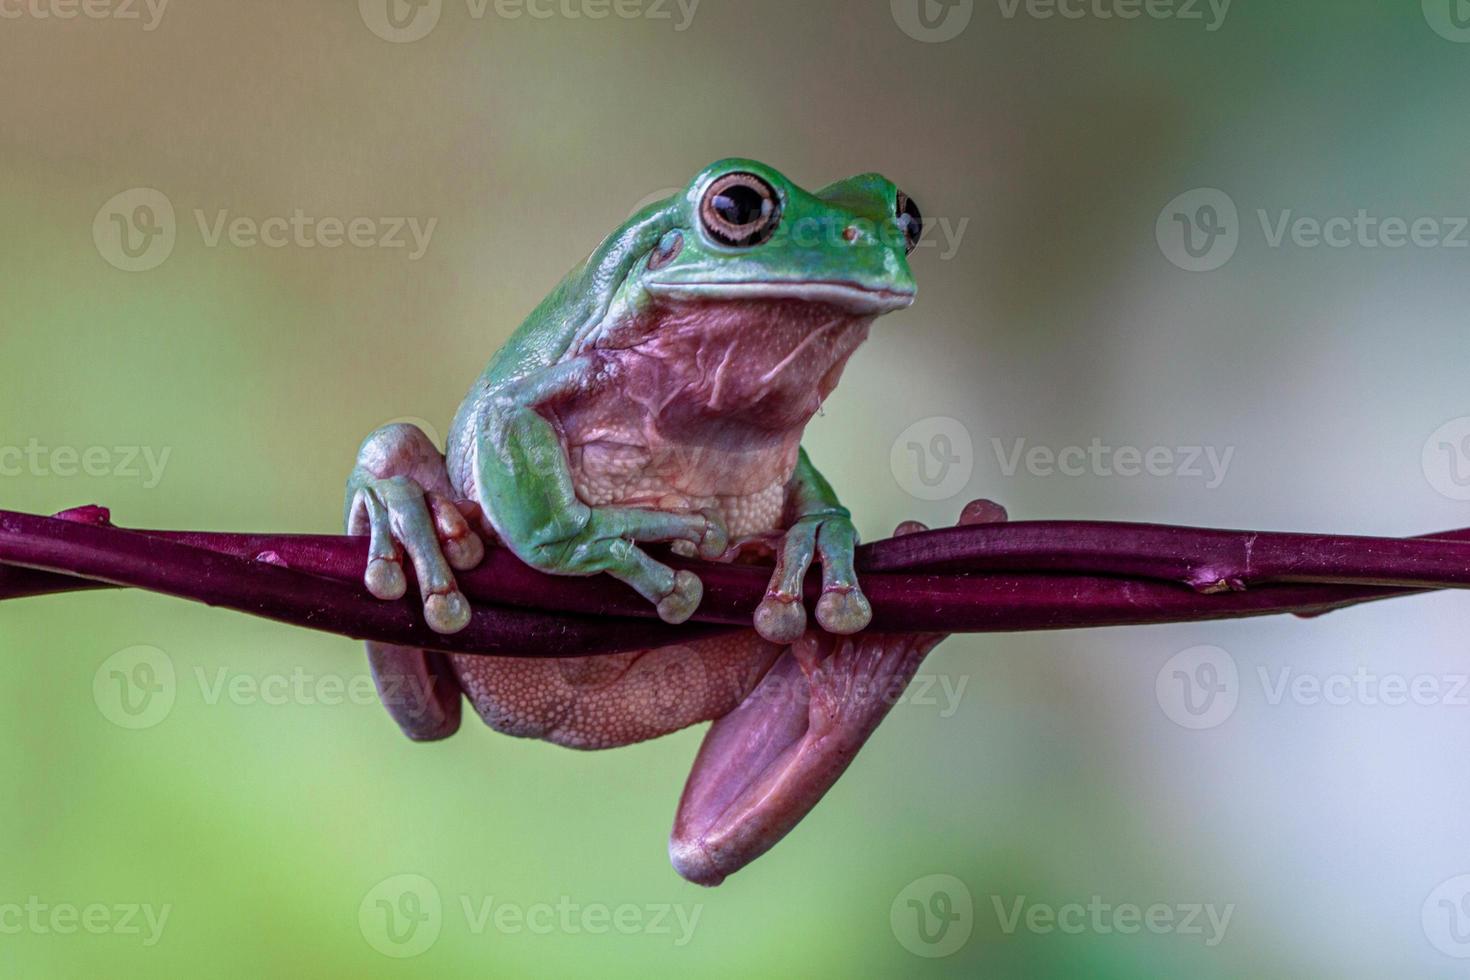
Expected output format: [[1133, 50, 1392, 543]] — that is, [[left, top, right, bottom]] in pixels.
[[714, 185, 768, 227]]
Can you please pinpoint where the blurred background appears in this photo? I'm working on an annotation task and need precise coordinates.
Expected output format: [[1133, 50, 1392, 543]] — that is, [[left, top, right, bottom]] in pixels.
[[3, 0, 1470, 975]]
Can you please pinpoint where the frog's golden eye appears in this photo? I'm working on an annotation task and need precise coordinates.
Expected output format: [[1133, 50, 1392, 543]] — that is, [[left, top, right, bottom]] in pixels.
[[896, 191, 923, 255], [700, 172, 781, 248]]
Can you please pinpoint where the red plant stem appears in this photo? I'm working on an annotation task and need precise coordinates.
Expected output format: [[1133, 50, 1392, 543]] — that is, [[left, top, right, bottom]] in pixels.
[[1, 507, 1468, 657]]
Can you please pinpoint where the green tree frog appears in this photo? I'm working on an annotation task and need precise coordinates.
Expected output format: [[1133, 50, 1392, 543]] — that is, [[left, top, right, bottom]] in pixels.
[[345, 159, 986, 885]]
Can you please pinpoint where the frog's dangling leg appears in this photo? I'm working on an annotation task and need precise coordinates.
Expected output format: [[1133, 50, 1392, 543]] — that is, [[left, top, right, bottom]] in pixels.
[[365, 643, 465, 741], [670, 499, 1004, 886]]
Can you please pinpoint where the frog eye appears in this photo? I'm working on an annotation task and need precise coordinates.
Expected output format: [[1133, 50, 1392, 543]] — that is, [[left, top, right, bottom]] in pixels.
[[700, 172, 781, 248], [896, 191, 924, 254]]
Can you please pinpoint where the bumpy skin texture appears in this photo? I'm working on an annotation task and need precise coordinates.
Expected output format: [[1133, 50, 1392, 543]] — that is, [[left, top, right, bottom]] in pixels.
[[346, 159, 949, 885]]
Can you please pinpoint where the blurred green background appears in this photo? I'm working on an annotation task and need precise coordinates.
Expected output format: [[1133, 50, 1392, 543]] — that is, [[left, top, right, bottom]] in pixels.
[[4, 0, 1470, 975]]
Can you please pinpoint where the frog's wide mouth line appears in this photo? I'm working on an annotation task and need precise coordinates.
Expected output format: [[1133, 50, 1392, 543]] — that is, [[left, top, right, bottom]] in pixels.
[[646, 280, 915, 314]]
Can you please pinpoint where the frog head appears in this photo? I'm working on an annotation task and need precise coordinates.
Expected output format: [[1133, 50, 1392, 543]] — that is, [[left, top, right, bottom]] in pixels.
[[569, 160, 924, 428], [629, 157, 920, 314]]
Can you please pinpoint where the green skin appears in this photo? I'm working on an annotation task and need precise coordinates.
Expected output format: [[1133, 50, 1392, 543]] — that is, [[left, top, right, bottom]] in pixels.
[[344, 159, 981, 886]]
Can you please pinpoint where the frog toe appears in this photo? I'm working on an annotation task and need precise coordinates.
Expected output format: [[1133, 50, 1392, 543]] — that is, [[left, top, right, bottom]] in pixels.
[[428, 493, 485, 571], [815, 587, 871, 635], [364, 556, 407, 601], [655, 570, 703, 625], [424, 590, 472, 635], [754, 595, 807, 645], [695, 509, 731, 561]]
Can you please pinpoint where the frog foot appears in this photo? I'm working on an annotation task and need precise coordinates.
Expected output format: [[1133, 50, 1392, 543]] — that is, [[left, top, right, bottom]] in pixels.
[[655, 569, 704, 625], [754, 510, 871, 645], [347, 424, 484, 635]]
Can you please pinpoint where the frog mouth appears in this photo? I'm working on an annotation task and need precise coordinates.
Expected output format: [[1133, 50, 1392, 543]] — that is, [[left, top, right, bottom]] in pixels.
[[646, 280, 915, 315]]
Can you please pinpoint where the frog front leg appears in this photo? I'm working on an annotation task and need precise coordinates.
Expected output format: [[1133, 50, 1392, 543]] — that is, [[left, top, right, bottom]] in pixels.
[[753, 448, 872, 644], [346, 422, 482, 739], [472, 358, 729, 623]]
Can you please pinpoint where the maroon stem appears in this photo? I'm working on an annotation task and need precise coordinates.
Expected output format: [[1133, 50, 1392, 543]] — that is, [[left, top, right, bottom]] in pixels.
[[1, 506, 1468, 657]]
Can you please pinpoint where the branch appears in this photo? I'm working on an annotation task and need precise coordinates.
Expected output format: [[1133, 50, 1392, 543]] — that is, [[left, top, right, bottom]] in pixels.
[[1, 505, 1468, 658]]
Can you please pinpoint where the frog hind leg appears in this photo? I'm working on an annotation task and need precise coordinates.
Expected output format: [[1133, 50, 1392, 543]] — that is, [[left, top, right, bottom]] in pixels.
[[366, 643, 465, 741], [669, 499, 1004, 886]]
